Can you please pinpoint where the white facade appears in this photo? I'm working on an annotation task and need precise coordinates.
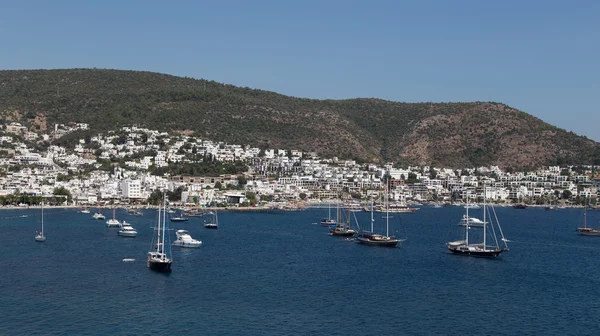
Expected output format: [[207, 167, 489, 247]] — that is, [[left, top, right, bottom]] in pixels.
[[120, 179, 142, 199]]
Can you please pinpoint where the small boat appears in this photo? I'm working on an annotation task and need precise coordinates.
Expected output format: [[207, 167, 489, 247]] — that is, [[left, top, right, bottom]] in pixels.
[[457, 215, 486, 228], [204, 209, 219, 229], [106, 206, 121, 227], [122, 258, 136, 262], [170, 216, 189, 222], [330, 204, 357, 237], [320, 202, 337, 226], [148, 195, 172, 273], [35, 201, 46, 242], [80, 208, 91, 214], [167, 209, 176, 214], [172, 230, 202, 248], [118, 224, 138, 237], [92, 212, 105, 220], [576, 201, 600, 235], [464, 204, 481, 209]]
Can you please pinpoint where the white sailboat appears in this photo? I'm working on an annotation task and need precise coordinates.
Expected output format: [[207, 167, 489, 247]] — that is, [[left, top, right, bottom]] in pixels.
[[147, 194, 172, 272], [106, 205, 121, 227], [34, 201, 46, 242], [447, 188, 509, 257], [320, 201, 336, 226]]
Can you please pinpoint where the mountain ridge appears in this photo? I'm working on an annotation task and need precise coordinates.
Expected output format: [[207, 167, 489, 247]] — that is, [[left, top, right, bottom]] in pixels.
[[1, 68, 599, 169]]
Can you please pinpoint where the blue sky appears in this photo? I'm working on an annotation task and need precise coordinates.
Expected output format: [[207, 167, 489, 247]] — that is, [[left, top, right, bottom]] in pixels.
[[1, 0, 598, 141]]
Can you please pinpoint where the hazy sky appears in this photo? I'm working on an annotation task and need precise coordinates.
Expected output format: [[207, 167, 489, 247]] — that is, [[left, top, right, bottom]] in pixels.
[[1, 0, 598, 141]]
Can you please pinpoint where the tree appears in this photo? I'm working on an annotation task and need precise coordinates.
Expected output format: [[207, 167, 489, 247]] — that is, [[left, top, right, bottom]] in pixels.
[[562, 190, 572, 199], [246, 191, 257, 204], [237, 175, 248, 187], [53, 186, 72, 203], [299, 192, 307, 200], [214, 181, 222, 190], [147, 189, 164, 205], [429, 169, 437, 179]]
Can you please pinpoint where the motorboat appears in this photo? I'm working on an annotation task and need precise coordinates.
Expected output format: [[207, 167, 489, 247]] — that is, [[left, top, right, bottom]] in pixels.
[[80, 208, 91, 214], [118, 224, 137, 237], [92, 212, 105, 220], [457, 215, 486, 228], [170, 216, 189, 222], [172, 230, 202, 248]]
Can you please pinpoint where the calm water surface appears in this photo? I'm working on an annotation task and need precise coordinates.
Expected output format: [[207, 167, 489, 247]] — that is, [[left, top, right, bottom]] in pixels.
[[1, 206, 599, 335]]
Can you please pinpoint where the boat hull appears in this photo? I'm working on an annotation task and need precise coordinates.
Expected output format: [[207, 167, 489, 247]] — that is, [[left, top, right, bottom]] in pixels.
[[356, 237, 401, 247], [330, 230, 356, 236], [147, 259, 172, 272], [173, 241, 202, 248], [118, 232, 137, 237], [34, 235, 46, 242], [447, 246, 505, 257], [576, 228, 600, 236], [204, 224, 218, 229]]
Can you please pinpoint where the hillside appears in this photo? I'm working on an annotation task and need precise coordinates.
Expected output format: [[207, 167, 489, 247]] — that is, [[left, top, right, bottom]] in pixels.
[[1, 68, 599, 169]]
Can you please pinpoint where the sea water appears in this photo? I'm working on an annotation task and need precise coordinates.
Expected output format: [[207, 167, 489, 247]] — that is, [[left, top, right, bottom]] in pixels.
[[1, 206, 599, 335]]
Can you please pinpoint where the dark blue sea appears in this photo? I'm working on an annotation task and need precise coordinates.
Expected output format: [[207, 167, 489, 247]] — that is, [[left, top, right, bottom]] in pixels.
[[1, 205, 600, 335]]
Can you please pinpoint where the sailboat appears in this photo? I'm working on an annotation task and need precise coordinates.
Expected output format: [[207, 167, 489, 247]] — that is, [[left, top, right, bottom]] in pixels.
[[447, 188, 509, 257], [329, 201, 357, 236], [34, 201, 46, 242], [356, 186, 405, 247], [204, 208, 218, 229], [92, 207, 105, 220], [576, 199, 600, 235], [320, 200, 337, 226], [147, 194, 172, 272], [106, 205, 121, 227]]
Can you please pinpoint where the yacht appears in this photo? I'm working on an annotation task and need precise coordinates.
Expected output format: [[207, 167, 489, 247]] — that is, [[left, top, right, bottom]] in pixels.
[[172, 230, 202, 248], [118, 224, 138, 237], [148, 195, 172, 272], [457, 215, 486, 228], [92, 212, 105, 220]]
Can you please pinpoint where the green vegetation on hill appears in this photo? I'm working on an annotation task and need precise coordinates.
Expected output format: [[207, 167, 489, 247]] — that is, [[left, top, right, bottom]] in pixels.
[[1, 68, 599, 168]]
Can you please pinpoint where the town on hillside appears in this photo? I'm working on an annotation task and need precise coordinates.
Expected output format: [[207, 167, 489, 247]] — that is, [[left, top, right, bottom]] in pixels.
[[1, 121, 599, 209]]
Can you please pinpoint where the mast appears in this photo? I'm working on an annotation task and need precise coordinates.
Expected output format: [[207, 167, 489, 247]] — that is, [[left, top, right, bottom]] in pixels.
[[465, 191, 469, 245], [161, 193, 167, 254], [41, 200, 44, 235], [483, 187, 486, 249], [156, 197, 162, 253], [370, 196, 374, 233], [386, 180, 389, 237], [584, 196, 587, 229]]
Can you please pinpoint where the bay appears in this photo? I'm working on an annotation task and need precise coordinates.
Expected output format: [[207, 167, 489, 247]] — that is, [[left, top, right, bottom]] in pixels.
[[1, 206, 599, 335]]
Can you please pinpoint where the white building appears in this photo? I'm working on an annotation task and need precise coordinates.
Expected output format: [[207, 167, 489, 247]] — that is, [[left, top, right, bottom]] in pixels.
[[120, 179, 142, 199]]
